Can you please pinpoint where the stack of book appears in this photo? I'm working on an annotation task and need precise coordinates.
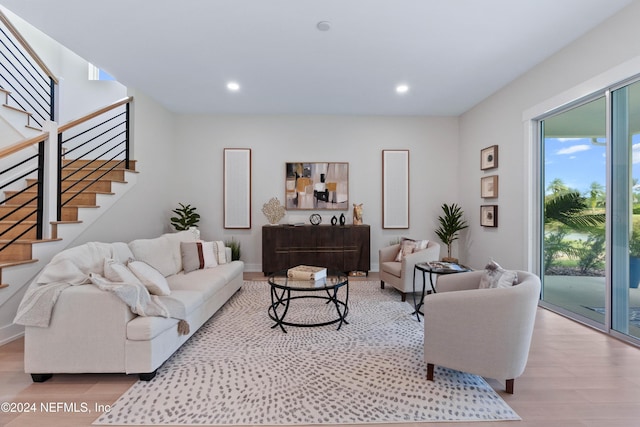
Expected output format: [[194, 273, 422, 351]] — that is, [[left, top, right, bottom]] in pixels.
[[287, 265, 327, 280]]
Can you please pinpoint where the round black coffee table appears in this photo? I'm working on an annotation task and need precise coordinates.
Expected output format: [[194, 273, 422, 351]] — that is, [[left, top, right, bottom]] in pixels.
[[267, 270, 349, 333]]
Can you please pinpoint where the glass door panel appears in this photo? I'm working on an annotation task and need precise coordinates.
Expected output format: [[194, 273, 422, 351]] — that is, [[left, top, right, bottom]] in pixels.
[[612, 80, 640, 340], [541, 97, 607, 324]]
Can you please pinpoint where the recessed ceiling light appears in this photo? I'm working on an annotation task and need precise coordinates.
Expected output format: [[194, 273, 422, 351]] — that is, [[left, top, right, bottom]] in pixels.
[[396, 84, 409, 94], [317, 21, 331, 31], [227, 82, 240, 91]]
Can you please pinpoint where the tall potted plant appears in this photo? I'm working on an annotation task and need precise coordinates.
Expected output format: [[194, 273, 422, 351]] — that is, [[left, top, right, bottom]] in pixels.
[[434, 203, 468, 263]]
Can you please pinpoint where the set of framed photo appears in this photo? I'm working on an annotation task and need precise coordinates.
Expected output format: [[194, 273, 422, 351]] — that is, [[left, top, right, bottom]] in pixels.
[[480, 145, 498, 227]]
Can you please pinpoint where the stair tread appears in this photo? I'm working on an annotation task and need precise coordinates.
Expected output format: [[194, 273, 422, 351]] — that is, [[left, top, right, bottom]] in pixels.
[[0, 238, 60, 244], [50, 220, 83, 225], [2, 104, 32, 115], [0, 259, 38, 268], [10, 189, 114, 195]]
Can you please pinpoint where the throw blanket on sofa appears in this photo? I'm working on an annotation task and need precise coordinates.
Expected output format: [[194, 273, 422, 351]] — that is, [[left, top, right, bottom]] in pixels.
[[14, 242, 115, 327], [13, 241, 190, 335], [89, 273, 190, 335]]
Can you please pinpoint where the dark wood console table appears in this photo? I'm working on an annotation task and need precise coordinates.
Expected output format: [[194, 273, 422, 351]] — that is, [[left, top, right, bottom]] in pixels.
[[262, 224, 370, 275]]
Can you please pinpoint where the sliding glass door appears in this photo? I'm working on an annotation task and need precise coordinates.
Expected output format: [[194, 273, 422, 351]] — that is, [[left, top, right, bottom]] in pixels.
[[541, 97, 607, 326], [540, 78, 640, 342], [611, 80, 640, 339]]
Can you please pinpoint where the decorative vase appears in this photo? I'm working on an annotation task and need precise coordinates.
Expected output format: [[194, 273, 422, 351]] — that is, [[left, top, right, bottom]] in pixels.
[[188, 226, 200, 241], [339, 213, 346, 225], [331, 215, 337, 225]]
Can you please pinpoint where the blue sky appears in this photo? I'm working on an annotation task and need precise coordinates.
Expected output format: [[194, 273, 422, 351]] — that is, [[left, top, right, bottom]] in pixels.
[[544, 136, 640, 195]]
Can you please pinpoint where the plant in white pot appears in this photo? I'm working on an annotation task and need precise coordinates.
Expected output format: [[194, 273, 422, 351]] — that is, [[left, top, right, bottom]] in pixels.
[[434, 203, 468, 263], [171, 203, 201, 237]]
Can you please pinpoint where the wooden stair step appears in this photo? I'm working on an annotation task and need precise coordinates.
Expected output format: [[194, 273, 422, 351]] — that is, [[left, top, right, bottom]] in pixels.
[[0, 221, 37, 239], [0, 259, 38, 269], [62, 159, 136, 171], [0, 205, 95, 221], [26, 178, 117, 192], [61, 168, 125, 181], [4, 190, 112, 206], [0, 239, 58, 261], [0, 284, 9, 289]]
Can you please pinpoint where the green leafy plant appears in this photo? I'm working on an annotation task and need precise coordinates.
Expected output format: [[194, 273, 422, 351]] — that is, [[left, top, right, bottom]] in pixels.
[[170, 203, 200, 231], [225, 237, 241, 261], [434, 203, 468, 261]]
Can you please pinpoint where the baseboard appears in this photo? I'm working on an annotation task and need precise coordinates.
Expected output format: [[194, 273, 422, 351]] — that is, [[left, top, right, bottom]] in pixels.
[[0, 322, 24, 346]]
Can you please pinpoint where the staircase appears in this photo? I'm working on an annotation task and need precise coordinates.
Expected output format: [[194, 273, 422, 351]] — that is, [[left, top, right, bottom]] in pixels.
[[0, 9, 138, 343]]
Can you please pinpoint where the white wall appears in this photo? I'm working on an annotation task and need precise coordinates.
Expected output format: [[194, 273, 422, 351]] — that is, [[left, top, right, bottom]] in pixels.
[[173, 115, 460, 272], [68, 88, 177, 245], [458, 1, 640, 270]]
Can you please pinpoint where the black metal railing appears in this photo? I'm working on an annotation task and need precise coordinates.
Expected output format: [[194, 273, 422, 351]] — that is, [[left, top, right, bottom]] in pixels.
[[57, 99, 132, 221], [0, 11, 57, 127], [0, 135, 46, 252]]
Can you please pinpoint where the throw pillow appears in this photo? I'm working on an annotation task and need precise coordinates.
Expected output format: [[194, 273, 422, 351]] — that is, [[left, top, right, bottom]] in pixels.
[[181, 241, 217, 273], [104, 258, 143, 286], [128, 260, 171, 296], [212, 241, 227, 265], [394, 238, 429, 262], [479, 260, 518, 289], [497, 270, 518, 288]]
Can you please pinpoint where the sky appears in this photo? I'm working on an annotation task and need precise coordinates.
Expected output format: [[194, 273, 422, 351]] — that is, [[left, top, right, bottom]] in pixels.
[[544, 136, 640, 195]]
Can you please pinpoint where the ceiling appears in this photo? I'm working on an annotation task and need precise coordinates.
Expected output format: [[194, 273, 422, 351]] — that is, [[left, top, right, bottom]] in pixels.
[[0, 0, 633, 116]]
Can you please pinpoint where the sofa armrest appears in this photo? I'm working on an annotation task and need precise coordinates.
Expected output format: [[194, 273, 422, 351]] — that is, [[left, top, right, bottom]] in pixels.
[[400, 242, 440, 278], [379, 244, 400, 263], [24, 285, 135, 374], [434, 270, 483, 292]]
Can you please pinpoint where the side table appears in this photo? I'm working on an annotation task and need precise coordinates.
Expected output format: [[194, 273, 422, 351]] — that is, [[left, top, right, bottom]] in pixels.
[[412, 261, 471, 321]]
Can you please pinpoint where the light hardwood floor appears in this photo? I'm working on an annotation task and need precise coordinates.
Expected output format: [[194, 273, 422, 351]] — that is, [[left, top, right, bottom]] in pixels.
[[1, 272, 639, 427]]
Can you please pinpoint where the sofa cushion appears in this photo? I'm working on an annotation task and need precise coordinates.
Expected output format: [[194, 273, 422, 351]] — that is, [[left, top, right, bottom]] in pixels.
[[166, 268, 229, 300], [126, 290, 202, 341], [181, 241, 217, 273], [128, 260, 171, 296], [381, 261, 402, 278], [129, 231, 196, 277]]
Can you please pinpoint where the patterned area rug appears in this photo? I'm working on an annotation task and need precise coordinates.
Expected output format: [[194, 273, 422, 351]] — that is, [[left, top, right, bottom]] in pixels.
[[94, 281, 520, 425]]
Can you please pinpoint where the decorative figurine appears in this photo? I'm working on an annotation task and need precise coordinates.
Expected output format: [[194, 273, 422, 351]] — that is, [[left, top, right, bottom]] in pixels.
[[331, 215, 338, 225], [339, 213, 346, 225], [353, 203, 363, 225]]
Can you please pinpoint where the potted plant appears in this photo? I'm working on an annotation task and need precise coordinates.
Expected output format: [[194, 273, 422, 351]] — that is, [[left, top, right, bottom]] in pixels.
[[170, 203, 200, 231], [434, 203, 468, 263], [225, 237, 241, 261]]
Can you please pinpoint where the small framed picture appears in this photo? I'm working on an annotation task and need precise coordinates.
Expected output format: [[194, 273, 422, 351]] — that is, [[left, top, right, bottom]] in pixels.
[[480, 205, 498, 227], [481, 175, 499, 198], [480, 145, 498, 170]]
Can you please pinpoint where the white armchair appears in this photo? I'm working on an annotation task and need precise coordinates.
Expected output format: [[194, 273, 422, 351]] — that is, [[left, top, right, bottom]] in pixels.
[[378, 241, 440, 301], [423, 269, 541, 394]]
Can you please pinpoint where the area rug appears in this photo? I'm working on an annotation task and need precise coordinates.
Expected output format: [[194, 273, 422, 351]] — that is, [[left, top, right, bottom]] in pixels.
[[585, 306, 640, 327], [94, 281, 520, 425]]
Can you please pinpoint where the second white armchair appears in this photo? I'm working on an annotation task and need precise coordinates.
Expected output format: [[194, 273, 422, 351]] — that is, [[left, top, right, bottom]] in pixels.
[[379, 240, 440, 301]]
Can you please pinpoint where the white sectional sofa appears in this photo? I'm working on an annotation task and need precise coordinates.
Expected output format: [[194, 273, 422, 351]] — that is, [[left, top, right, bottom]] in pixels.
[[18, 230, 244, 382]]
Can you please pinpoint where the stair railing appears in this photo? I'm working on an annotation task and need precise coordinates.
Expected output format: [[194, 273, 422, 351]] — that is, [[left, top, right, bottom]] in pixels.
[[0, 133, 47, 252], [57, 97, 133, 221], [0, 9, 58, 127]]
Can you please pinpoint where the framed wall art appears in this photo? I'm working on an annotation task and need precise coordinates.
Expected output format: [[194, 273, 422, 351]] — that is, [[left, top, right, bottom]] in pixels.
[[285, 162, 349, 210], [480, 205, 498, 227], [481, 175, 499, 198], [382, 149, 410, 229], [480, 145, 498, 170], [224, 148, 251, 229]]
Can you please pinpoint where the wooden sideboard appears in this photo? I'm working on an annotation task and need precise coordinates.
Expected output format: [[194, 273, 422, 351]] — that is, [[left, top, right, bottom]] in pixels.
[[262, 224, 370, 275]]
